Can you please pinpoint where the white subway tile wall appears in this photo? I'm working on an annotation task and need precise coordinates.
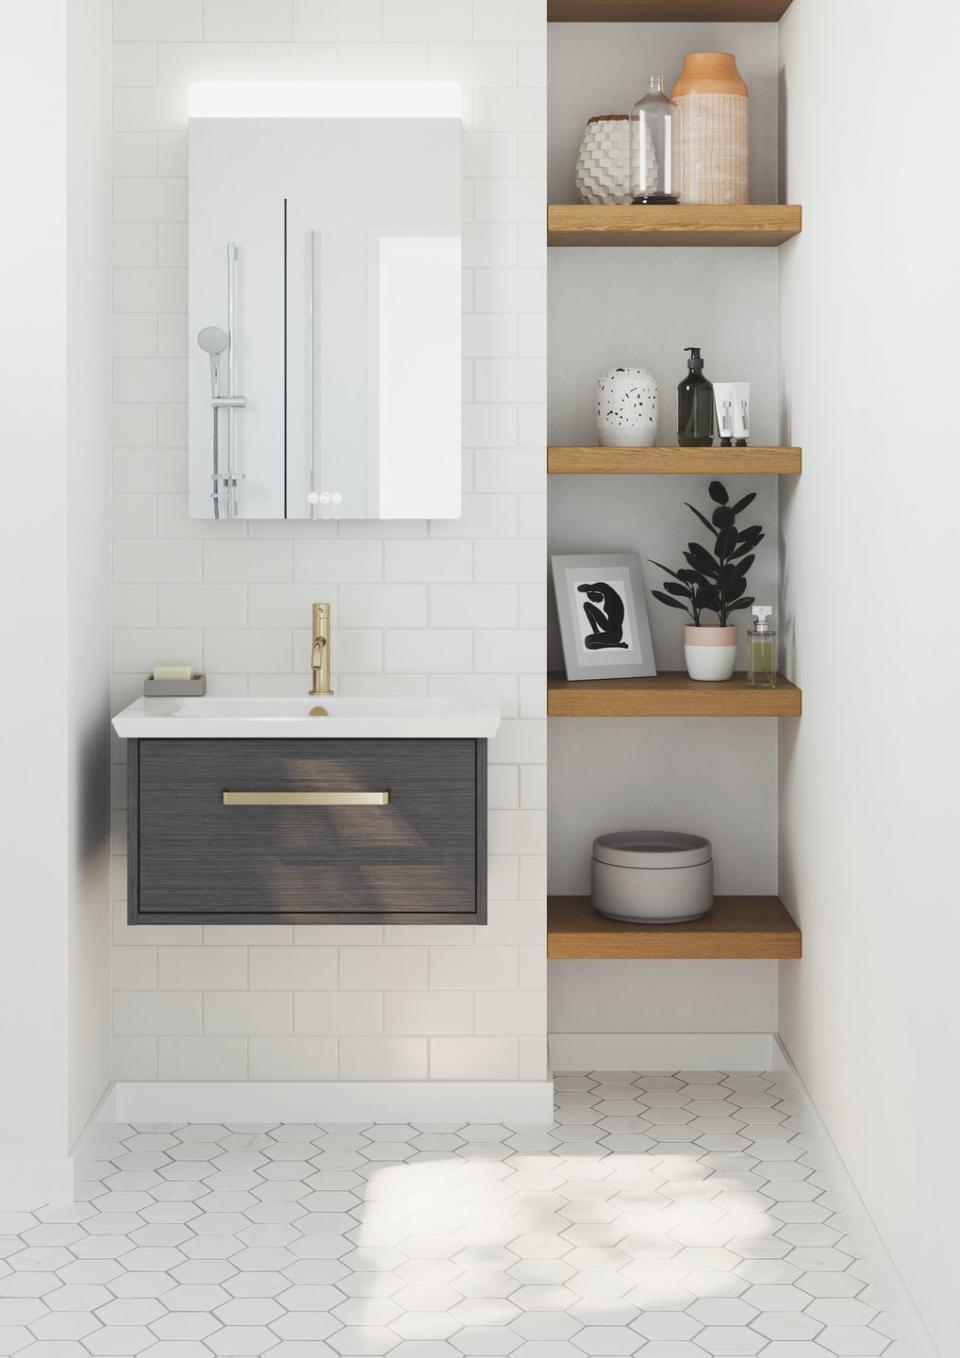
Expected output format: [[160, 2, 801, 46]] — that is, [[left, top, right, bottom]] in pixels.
[[111, 0, 547, 1083]]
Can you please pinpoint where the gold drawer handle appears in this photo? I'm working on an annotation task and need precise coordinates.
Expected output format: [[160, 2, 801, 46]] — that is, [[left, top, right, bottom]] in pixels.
[[222, 791, 390, 807]]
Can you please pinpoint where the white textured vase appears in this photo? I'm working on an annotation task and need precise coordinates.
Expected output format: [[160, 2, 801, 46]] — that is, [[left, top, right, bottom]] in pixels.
[[684, 624, 738, 682], [672, 53, 749, 205], [575, 115, 632, 206], [596, 368, 659, 447]]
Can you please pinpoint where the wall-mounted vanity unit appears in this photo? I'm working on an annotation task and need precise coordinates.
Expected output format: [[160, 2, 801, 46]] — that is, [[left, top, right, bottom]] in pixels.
[[188, 83, 462, 521], [113, 697, 498, 926]]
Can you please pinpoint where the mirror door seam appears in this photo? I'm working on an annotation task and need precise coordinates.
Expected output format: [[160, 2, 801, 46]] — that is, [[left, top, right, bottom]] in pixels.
[[283, 196, 288, 520]]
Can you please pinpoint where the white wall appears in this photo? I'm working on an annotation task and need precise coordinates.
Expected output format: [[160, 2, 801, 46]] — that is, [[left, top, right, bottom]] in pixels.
[[547, 21, 780, 1039], [110, 0, 548, 1087], [68, 0, 113, 1147], [778, 2, 960, 1353], [0, 0, 111, 1195], [0, 0, 71, 1184]]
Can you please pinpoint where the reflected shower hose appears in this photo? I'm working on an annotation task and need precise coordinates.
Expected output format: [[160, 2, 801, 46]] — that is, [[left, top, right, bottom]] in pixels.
[[211, 405, 220, 519]]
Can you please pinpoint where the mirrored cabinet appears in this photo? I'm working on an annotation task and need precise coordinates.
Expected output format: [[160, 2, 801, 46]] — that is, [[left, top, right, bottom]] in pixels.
[[188, 84, 462, 521]]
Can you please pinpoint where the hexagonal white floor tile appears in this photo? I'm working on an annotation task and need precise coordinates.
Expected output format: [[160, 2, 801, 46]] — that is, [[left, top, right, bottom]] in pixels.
[[0, 1073, 913, 1358]]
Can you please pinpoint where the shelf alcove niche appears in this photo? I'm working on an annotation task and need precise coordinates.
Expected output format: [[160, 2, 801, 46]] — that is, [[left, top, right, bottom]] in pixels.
[[546, 10, 801, 973]]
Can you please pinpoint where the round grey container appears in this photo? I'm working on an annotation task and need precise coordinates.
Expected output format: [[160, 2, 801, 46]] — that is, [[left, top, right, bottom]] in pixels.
[[591, 831, 713, 924]]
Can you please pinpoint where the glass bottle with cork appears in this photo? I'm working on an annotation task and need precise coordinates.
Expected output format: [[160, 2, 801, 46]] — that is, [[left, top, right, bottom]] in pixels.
[[746, 606, 777, 687]]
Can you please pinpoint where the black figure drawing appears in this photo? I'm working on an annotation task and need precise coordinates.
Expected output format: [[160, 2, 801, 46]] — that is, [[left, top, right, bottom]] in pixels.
[[577, 581, 630, 650]]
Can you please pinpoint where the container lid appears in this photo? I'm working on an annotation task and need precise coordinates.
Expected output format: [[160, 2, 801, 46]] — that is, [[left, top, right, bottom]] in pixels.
[[593, 831, 712, 869]]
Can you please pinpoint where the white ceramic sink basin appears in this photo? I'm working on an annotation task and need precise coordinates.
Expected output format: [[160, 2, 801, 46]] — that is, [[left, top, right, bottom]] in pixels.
[[112, 694, 500, 740]]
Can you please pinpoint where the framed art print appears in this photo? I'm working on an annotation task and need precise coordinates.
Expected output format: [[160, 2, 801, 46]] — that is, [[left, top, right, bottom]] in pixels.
[[551, 552, 657, 681]]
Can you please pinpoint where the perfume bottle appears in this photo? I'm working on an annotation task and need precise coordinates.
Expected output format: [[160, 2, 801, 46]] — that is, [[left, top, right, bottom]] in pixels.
[[746, 606, 777, 687]]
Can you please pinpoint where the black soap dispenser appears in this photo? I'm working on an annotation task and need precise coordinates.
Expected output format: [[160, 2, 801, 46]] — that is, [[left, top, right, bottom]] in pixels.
[[678, 347, 715, 447]]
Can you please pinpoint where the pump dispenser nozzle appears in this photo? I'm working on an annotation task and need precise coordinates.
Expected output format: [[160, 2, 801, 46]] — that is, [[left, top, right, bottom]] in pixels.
[[684, 347, 704, 372]]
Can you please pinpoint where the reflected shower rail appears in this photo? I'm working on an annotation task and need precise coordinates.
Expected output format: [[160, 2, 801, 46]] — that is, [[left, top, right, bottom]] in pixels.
[[197, 241, 246, 518]]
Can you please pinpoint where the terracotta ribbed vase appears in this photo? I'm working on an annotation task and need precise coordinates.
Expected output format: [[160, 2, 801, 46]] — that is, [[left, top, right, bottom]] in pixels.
[[671, 52, 749, 205]]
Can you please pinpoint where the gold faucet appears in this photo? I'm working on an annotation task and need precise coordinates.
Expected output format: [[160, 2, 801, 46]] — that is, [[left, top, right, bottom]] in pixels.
[[310, 601, 333, 696]]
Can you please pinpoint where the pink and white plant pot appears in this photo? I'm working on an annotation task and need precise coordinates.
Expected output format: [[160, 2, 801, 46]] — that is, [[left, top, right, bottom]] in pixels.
[[684, 623, 737, 681]]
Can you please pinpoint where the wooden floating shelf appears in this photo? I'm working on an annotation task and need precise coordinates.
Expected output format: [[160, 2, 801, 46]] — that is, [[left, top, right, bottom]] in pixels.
[[549, 446, 801, 476], [548, 671, 802, 718], [549, 1, 793, 20], [548, 204, 802, 247], [548, 895, 801, 960]]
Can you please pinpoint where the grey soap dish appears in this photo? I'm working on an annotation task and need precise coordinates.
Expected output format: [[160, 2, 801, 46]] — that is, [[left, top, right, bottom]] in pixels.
[[143, 676, 207, 697]]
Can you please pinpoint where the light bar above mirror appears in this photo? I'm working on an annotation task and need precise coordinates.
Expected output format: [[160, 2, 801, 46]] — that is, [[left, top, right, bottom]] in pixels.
[[187, 81, 463, 119]]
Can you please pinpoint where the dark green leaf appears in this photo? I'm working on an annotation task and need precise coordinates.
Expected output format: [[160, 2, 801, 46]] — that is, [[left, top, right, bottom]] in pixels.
[[648, 559, 684, 582], [712, 506, 735, 530], [726, 597, 755, 613], [709, 481, 729, 505], [731, 534, 763, 557], [716, 527, 738, 560], [729, 491, 757, 516], [651, 590, 690, 612], [664, 581, 693, 598], [684, 504, 719, 538], [685, 542, 719, 576], [727, 576, 748, 601]]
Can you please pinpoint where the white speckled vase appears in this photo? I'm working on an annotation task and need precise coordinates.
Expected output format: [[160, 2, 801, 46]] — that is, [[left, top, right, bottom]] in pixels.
[[575, 115, 632, 206], [596, 368, 659, 447]]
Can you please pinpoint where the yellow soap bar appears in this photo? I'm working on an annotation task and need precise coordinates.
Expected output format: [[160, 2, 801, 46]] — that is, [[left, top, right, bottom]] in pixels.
[[152, 665, 195, 681]]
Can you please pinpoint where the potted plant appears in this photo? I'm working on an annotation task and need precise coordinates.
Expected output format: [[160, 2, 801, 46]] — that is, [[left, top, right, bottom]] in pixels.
[[649, 480, 764, 681]]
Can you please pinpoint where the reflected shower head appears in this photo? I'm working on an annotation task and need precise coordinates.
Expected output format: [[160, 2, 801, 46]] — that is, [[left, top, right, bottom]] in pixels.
[[197, 325, 228, 355], [197, 325, 229, 397]]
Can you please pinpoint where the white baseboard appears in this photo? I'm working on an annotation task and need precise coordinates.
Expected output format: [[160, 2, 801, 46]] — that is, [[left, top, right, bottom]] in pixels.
[[774, 1038, 938, 1358], [0, 1081, 116, 1210], [0, 1158, 74, 1209], [549, 1032, 777, 1071], [111, 1080, 554, 1125]]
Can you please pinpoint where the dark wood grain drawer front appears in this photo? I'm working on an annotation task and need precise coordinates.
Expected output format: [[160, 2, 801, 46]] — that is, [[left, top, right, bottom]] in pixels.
[[132, 739, 485, 924]]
